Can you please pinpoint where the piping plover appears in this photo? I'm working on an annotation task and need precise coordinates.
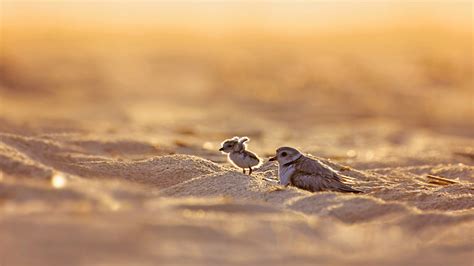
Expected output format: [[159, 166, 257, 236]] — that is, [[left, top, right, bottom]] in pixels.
[[219, 136, 262, 175], [269, 147, 362, 193]]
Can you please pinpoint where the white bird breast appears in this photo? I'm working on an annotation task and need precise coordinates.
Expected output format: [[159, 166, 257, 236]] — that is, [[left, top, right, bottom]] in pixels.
[[229, 152, 252, 168], [279, 165, 295, 186]]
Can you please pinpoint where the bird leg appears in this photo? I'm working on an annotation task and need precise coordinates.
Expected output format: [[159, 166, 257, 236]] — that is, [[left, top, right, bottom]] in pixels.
[[242, 168, 246, 174], [248, 167, 253, 175]]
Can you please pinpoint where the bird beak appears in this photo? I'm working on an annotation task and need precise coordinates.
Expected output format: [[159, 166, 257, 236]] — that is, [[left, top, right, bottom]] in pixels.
[[218, 148, 224, 151], [269, 156, 277, 162]]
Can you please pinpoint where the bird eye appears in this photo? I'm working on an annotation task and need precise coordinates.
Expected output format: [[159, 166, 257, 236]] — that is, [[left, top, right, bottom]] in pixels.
[[281, 152, 287, 157]]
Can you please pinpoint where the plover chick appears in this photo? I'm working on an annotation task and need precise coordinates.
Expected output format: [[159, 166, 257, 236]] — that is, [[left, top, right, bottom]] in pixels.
[[219, 136, 262, 175], [269, 147, 362, 193]]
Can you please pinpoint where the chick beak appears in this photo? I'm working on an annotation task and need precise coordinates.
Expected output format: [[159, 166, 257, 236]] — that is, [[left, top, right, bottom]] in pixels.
[[269, 156, 277, 162], [219, 147, 224, 151]]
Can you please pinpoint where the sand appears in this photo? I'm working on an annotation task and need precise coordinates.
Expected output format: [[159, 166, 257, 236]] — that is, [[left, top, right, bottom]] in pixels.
[[1, 115, 473, 266], [1, 3, 473, 265]]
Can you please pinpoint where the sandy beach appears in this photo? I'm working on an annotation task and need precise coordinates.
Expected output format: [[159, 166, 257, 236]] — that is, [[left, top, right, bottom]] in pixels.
[[1, 2, 473, 265]]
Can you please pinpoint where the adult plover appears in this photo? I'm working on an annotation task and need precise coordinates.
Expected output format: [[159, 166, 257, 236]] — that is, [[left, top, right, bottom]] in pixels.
[[269, 147, 362, 193], [219, 136, 262, 175]]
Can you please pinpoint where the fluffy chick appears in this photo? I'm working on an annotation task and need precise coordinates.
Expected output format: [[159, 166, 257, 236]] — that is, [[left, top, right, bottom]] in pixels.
[[219, 136, 262, 175]]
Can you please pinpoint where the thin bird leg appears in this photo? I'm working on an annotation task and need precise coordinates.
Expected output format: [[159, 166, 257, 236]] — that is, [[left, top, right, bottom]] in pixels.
[[248, 167, 252, 175], [242, 168, 246, 174]]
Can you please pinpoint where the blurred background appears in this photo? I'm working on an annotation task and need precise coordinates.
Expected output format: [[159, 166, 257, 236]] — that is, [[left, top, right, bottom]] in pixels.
[[1, 1, 473, 138], [1, 3, 474, 265]]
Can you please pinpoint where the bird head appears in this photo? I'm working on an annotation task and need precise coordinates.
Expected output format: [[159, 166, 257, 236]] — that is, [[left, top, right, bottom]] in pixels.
[[219, 136, 248, 153], [269, 147, 302, 165]]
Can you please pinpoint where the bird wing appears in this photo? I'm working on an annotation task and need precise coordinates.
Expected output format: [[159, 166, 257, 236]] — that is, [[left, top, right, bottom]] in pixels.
[[295, 156, 342, 181], [291, 172, 361, 193], [245, 151, 260, 161]]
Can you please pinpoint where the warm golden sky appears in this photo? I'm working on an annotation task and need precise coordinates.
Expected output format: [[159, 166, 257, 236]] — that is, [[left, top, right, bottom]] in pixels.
[[2, 1, 472, 31]]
